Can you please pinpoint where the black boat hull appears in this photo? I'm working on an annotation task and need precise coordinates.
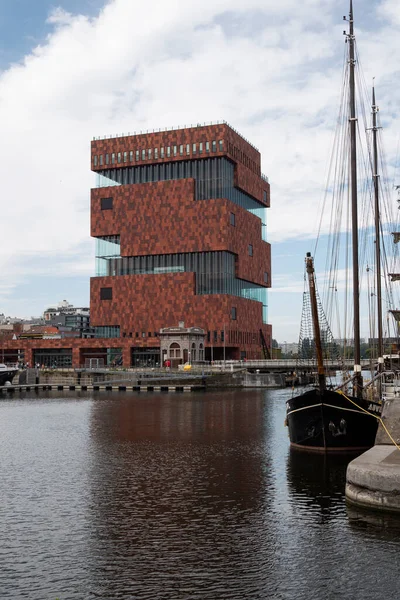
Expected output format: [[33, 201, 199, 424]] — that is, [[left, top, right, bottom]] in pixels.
[[0, 370, 18, 386], [286, 388, 380, 452]]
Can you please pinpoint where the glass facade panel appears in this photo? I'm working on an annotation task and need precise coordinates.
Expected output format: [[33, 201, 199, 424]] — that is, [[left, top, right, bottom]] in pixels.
[[95, 235, 121, 276], [95, 157, 267, 238], [33, 348, 72, 368], [93, 326, 120, 338]]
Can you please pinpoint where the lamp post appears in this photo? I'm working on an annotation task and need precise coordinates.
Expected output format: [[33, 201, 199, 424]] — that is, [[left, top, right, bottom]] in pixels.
[[223, 323, 226, 369]]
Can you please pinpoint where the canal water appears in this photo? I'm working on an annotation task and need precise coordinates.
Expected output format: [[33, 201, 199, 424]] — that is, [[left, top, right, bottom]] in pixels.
[[1, 388, 399, 600]]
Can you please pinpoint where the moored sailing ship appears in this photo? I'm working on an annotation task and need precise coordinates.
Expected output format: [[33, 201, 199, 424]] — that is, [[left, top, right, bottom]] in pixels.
[[286, 1, 388, 452]]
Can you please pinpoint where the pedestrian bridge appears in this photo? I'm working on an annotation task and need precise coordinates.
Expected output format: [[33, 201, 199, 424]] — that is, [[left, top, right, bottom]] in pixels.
[[212, 359, 373, 371]]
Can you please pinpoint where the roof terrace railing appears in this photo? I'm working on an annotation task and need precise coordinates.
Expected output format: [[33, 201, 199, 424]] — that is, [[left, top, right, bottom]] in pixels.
[[92, 120, 260, 152]]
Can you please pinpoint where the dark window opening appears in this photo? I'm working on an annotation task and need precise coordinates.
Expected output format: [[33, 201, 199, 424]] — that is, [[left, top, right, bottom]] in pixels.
[[101, 197, 113, 210], [231, 307, 237, 320], [213, 331, 217, 342], [100, 287, 112, 300], [248, 244, 253, 257], [230, 212, 236, 226]]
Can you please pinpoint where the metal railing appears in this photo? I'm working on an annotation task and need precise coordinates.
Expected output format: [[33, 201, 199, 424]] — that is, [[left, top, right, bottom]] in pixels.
[[92, 120, 260, 152]]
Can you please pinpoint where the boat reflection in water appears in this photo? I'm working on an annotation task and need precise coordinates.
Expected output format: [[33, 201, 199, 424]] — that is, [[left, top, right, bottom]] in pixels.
[[286, 448, 355, 517]]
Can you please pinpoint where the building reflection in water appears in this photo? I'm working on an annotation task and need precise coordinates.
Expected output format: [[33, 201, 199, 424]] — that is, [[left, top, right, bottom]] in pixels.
[[86, 390, 280, 599]]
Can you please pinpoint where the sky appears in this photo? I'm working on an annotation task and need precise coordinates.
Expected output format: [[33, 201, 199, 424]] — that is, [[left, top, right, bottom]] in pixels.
[[1, 0, 400, 343]]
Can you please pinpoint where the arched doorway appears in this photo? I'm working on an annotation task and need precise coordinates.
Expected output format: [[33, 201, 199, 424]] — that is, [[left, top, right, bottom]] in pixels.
[[169, 342, 182, 367]]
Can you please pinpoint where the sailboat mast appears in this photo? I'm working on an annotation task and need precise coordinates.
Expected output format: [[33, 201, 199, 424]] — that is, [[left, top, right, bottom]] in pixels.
[[348, 0, 363, 396], [305, 253, 326, 393], [372, 86, 384, 371]]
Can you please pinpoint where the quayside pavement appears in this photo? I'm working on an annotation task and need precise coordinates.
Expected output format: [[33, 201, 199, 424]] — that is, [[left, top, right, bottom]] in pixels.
[[346, 393, 400, 513]]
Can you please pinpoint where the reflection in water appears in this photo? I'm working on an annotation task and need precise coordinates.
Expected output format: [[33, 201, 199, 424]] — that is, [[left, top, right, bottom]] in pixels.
[[87, 390, 277, 599], [286, 449, 351, 517], [0, 389, 399, 600]]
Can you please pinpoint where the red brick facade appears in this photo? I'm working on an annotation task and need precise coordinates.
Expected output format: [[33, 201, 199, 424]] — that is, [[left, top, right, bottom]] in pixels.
[[91, 122, 270, 205], [91, 182, 270, 287], [1, 123, 272, 366]]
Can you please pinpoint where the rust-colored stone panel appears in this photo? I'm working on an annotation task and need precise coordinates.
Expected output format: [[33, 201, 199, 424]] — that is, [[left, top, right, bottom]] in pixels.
[[91, 181, 271, 287], [91, 123, 270, 205], [90, 272, 270, 353]]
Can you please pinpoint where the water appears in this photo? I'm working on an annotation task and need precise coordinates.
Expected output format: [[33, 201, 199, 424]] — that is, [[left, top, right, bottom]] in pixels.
[[0, 388, 399, 600]]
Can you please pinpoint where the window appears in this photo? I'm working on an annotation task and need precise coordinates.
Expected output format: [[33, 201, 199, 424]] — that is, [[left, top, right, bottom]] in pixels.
[[219, 140, 224, 151], [106, 153, 109, 165], [231, 307, 237, 320], [148, 148, 152, 159], [117, 152, 122, 163], [141, 149, 146, 160], [111, 153, 116, 164], [207, 331, 210, 342], [142, 332, 146, 338], [101, 197, 113, 210], [135, 150, 140, 161], [167, 147, 171, 157], [99, 155, 103, 166], [193, 143, 197, 154], [173, 145, 177, 156], [129, 151, 133, 162], [206, 141, 210, 152], [100, 287, 112, 300], [186, 144, 190, 154], [221, 330, 225, 342], [154, 148, 158, 159], [199, 142, 203, 154], [212, 140, 217, 152], [148, 332, 152, 337], [264, 272, 269, 284], [263, 190, 267, 203], [230, 213, 236, 226], [94, 155, 98, 166], [179, 144, 183, 156], [213, 331, 218, 343], [248, 244, 253, 257], [136, 332, 139, 338], [123, 152, 128, 163], [160, 147, 165, 158]]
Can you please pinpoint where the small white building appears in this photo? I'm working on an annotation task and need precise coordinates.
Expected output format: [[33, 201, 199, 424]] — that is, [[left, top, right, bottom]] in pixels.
[[160, 325, 206, 367]]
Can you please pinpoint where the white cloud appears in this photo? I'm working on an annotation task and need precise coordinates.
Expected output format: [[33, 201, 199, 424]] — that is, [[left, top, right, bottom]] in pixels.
[[0, 0, 400, 335]]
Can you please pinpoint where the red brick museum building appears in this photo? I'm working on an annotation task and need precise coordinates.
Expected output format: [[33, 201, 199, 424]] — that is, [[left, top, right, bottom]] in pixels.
[[2, 122, 272, 367]]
